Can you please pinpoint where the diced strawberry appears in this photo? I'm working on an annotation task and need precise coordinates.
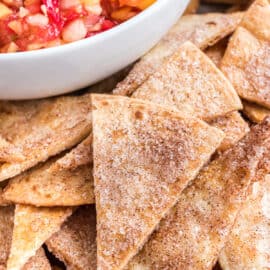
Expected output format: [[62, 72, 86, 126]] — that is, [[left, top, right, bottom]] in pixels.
[[100, 18, 115, 30]]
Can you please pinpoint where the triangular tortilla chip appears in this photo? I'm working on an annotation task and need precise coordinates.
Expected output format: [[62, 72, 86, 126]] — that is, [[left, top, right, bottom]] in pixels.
[[113, 12, 243, 96], [3, 135, 94, 207], [92, 94, 224, 270], [127, 117, 270, 270], [243, 101, 270, 123], [7, 205, 72, 270], [219, 175, 270, 269], [221, 0, 270, 108], [209, 111, 249, 153], [0, 93, 92, 182], [46, 205, 96, 270], [0, 206, 51, 270], [205, 38, 228, 67], [132, 42, 242, 121]]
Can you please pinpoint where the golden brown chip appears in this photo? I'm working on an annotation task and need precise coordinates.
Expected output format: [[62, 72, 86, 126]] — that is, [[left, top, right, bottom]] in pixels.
[[132, 42, 242, 121], [242, 101, 270, 123], [184, 0, 200, 14], [7, 205, 72, 270], [209, 111, 250, 152], [46, 205, 96, 270], [127, 117, 270, 270], [0, 206, 51, 270], [92, 94, 224, 270], [0, 206, 14, 269], [0, 94, 92, 182], [219, 174, 270, 270], [3, 136, 94, 207], [221, 0, 270, 108], [113, 12, 243, 96], [205, 38, 228, 67]]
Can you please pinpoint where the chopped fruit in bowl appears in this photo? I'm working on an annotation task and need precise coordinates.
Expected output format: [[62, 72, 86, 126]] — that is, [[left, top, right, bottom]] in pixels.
[[0, 0, 156, 52]]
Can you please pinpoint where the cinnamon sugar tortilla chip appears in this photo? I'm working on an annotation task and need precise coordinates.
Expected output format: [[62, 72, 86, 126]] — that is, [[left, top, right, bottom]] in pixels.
[[0, 206, 51, 270], [243, 101, 270, 123], [46, 205, 96, 270], [7, 205, 72, 270], [3, 136, 94, 207], [113, 12, 243, 96], [221, 0, 270, 109], [127, 117, 270, 270], [219, 174, 270, 270], [92, 94, 224, 270], [0, 94, 92, 182], [132, 42, 242, 121], [205, 38, 228, 67], [210, 112, 250, 153]]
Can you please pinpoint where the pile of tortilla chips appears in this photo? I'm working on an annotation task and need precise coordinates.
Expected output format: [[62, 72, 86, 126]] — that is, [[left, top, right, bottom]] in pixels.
[[1, 0, 270, 269]]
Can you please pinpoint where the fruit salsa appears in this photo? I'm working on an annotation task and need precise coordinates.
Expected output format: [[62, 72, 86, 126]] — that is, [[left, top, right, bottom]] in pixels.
[[0, 0, 155, 52]]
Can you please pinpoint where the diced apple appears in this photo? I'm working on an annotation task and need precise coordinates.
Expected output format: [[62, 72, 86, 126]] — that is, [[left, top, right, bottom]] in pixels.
[[62, 19, 87, 42], [60, 0, 81, 9], [26, 13, 49, 27], [7, 42, 19, 52], [82, 0, 102, 15], [8, 20, 23, 35], [0, 3, 12, 19], [19, 7, 30, 18]]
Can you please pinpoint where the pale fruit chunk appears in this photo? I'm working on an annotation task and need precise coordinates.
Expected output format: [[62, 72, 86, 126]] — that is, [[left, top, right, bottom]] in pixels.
[[62, 19, 87, 43], [0, 3, 12, 18]]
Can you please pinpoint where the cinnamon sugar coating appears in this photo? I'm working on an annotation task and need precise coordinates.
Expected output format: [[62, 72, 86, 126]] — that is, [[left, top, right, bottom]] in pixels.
[[3, 135, 94, 207], [114, 12, 243, 96], [47, 206, 97, 270], [221, 0, 270, 108], [0, 94, 92, 182], [133, 42, 242, 121], [92, 94, 224, 270], [127, 117, 270, 270]]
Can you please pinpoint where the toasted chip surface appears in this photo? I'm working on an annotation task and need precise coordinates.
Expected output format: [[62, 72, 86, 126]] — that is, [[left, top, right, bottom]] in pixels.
[[0, 94, 92, 182], [92, 94, 224, 270], [7, 205, 72, 270], [0, 206, 51, 270], [221, 0, 270, 108], [46, 205, 96, 270], [114, 12, 243, 96], [219, 174, 270, 270], [205, 38, 228, 67], [127, 117, 270, 270], [243, 101, 270, 123], [0, 206, 14, 269], [3, 136, 94, 207], [132, 42, 241, 120], [209, 112, 249, 152]]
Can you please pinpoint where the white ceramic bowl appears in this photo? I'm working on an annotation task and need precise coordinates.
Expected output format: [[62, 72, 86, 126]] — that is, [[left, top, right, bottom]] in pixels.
[[0, 0, 189, 99]]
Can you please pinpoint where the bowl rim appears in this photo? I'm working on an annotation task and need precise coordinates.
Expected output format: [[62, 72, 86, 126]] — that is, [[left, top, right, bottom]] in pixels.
[[0, 0, 182, 59]]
